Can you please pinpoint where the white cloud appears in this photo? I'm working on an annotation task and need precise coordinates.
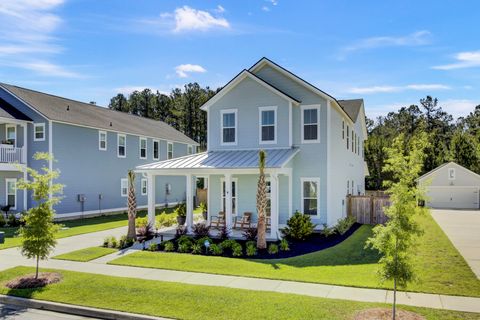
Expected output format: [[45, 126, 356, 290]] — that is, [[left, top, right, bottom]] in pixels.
[[214, 5, 225, 13], [442, 99, 479, 117], [175, 64, 207, 78], [349, 83, 450, 94], [432, 50, 480, 70], [16, 61, 81, 78], [269, 0, 278, 5], [340, 30, 431, 58], [261, 6, 270, 12]]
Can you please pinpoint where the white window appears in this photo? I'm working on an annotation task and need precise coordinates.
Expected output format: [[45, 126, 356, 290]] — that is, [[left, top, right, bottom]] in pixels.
[[139, 137, 147, 159], [117, 134, 126, 158], [354, 132, 356, 154], [120, 178, 128, 197], [141, 178, 147, 195], [346, 125, 349, 149], [301, 105, 320, 143], [221, 109, 237, 145], [351, 130, 354, 151], [347, 180, 350, 195], [221, 178, 238, 215], [301, 178, 320, 216], [342, 120, 345, 140], [5, 125, 16, 146], [448, 168, 456, 180], [259, 106, 277, 144], [98, 131, 107, 151], [153, 140, 159, 160], [6, 178, 17, 209], [34, 123, 45, 141], [167, 142, 173, 159], [187, 145, 193, 155]]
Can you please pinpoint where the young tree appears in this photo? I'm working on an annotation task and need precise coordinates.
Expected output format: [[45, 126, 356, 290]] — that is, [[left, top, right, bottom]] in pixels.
[[17, 153, 63, 279], [256, 150, 267, 249], [127, 170, 137, 241], [366, 133, 429, 320]]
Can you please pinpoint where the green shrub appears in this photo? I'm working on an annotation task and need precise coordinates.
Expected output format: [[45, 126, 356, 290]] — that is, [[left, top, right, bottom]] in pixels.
[[209, 243, 223, 256], [246, 242, 257, 256], [118, 235, 127, 249], [148, 242, 158, 251], [156, 212, 177, 229], [220, 239, 237, 250], [0, 214, 5, 227], [177, 235, 193, 247], [174, 203, 186, 218], [178, 242, 191, 253], [108, 236, 118, 248], [102, 236, 110, 248], [135, 217, 148, 228], [163, 241, 175, 252], [232, 243, 243, 257], [7, 214, 20, 227], [282, 211, 316, 241], [196, 236, 212, 247], [279, 238, 290, 251], [191, 243, 202, 254], [321, 223, 336, 237], [335, 216, 356, 235], [268, 243, 279, 255]]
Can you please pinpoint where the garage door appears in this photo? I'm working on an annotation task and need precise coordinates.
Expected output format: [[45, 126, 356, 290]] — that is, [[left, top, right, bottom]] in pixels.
[[426, 186, 479, 209]]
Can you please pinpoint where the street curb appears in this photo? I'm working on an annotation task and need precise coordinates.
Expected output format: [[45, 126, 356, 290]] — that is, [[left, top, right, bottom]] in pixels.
[[0, 294, 173, 320]]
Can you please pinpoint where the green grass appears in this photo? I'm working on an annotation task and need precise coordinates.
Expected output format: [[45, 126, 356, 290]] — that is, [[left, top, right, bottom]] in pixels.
[[52, 247, 117, 262], [0, 266, 478, 320], [110, 213, 480, 297]]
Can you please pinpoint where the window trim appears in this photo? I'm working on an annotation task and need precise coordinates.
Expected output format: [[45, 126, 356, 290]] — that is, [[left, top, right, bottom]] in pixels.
[[98, 130, 107, 151], [258, 106, 278, 144], [167, 141, 174, 160], [220, 108, 238, 146], [187, 144, 193, 155], [33, 123, 45, 142], [117, 133, 126, 158], [5, 124, 16, 147], [141, 178, 147, 195], [153, 139, 160, 160], [120, 178, 128, 197], [6, 178, 17, 210], [301, 104, 321, 144], [139, 137, 147, 159], [300, 177, 320, 217]]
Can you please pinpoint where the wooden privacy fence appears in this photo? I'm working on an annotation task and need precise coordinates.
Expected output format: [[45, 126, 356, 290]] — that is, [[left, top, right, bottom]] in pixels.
[[347, 195, 391, 225]]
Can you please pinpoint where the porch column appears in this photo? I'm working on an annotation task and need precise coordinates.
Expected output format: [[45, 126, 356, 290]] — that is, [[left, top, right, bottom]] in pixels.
[[186, 173, 193, 232], [270, 173, 279, 239], [287, 168, 293, 218], [224, 173, 232, 229], [21, 123, 27, 163], [147, 173, 156, 226]]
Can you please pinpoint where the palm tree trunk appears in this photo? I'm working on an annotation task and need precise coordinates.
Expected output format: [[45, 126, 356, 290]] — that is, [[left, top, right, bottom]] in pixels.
[[127, 170, 137, 241]]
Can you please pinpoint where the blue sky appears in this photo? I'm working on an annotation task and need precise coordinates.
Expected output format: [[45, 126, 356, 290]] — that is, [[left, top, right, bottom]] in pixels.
[[1, 0, 479, 119]]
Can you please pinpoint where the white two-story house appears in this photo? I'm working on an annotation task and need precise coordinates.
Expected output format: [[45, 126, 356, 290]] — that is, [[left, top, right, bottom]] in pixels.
[[137, 58, 368, 238]]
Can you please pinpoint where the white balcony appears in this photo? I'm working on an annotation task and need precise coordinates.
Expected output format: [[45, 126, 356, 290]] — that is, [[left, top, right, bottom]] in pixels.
[[0, 145, 26, 164]]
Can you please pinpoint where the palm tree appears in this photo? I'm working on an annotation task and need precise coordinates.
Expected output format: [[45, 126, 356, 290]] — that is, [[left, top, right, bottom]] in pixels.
[[256, 150, 267, 249], [127, 170, 137, 241]]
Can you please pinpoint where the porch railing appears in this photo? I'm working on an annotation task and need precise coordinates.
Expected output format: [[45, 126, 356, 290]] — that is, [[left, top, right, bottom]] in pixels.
[[0, 145, 26, 164]]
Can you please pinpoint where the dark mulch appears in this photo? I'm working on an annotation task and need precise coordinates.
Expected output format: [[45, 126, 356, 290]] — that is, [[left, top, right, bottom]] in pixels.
[[247, 223, 361, 259], [5, 272, 62, 289], [355, 308, 425, 320]]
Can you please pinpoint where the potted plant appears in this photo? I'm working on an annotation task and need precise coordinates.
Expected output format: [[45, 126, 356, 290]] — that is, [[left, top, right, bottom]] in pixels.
[[199, 202, 207, 220], [175, 203, 187, 225]]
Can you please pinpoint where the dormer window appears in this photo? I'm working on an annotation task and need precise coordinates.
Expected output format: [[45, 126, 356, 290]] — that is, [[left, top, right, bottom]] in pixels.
[[221, 109, 237, 145], [301, 105, 320, 143], [259, 106, 277, 144]]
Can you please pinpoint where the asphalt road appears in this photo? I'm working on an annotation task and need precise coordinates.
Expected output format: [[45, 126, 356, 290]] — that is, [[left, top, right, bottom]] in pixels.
[[0, 303, 98, 320]]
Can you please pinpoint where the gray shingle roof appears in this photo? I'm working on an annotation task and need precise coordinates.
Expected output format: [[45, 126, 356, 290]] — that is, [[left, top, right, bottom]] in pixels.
[[0, 83, 197, 145], [0, 97, 32, 121], [338, 99, 363, 122], [137, 148, 299, 170]]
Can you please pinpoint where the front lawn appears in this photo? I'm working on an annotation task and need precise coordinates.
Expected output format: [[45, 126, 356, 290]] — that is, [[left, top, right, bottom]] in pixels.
[[110, 213, 480, 297], [0, 266, 478, 320], [52, 247, 117, 262]]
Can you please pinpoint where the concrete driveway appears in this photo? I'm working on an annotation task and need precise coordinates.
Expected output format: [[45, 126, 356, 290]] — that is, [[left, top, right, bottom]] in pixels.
[[431, 209, 480, 279]]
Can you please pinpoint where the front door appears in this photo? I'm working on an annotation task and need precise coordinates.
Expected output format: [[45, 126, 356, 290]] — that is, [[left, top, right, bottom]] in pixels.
[[221, 179, 237, 215]]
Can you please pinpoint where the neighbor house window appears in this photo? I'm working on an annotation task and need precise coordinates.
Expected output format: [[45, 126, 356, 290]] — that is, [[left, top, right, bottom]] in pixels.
[[301, 178, 320, 216], [120, 178, 128, 197], [5, 125, 16, 146], [351, 180, 354, 195], [187, 145, 193, 155], [117, 134, 126, 158], [346, 126, 349, 149], [301, 105, 320, 143], [6, 178, 16, 209], [139, 137, 147, 159], [34, 123, 45, 141], [342, 121, 345, 140], [221, 109, 237, 145], [351, 130, 354, 151], [141, 178, 147, 195], [167, 142, 173, 159], [347, 180, 350, 195], [98, 131, 107, 151], [153, 140, 159, 160], [448, 168, 456, 180], [259, 106, 277, 143]]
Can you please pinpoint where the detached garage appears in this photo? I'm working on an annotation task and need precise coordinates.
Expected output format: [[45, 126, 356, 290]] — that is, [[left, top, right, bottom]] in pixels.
[[418, 162, 480, 209]]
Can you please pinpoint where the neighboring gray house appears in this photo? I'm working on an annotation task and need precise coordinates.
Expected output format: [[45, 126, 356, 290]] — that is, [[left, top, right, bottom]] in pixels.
[[0, 83, 197, 218], [418, 162, 480, 209], [137, 57, 368, 238]]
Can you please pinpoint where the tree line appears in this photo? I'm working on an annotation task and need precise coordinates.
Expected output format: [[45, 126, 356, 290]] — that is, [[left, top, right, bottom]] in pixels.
[[365, 96, 480, 190], [108, 83, 218, 150]]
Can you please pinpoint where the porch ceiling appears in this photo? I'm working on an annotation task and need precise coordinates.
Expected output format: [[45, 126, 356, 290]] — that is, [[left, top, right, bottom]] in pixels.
[[136, 148, 299, 171]]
